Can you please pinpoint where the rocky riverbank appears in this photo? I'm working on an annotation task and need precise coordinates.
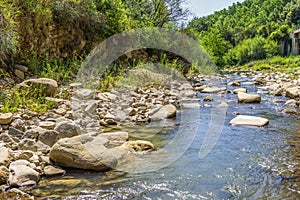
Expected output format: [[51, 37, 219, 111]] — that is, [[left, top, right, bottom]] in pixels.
[[1, 69, 300, 198]]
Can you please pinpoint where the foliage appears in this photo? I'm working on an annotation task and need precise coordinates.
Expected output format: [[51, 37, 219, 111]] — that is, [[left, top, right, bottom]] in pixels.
[[187, 0, 299, 67], [236, 56, 300, 78], [0, 86, 56, 113], [225, 37, 281, 65]]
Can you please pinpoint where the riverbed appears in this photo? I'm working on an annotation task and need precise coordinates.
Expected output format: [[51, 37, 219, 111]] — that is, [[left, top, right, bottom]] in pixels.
[[32, 74, 300, 199]]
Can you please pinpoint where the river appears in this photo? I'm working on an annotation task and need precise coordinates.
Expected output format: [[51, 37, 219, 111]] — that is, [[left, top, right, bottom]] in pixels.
[[32, 74, 300, 199]]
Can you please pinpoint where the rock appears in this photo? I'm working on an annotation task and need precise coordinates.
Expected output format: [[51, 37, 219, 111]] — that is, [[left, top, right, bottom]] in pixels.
[[0, 133, 17, 147], [38, 130, 59, 147], [0, 146, 11, 167], [19, 139, 37, 151], [238, 92, 261, 103], [230, 115, 269, 127], [70, 82, 83, 88], [54, 108, 67, 116], [0, 188, 34, 200], [104, 113, 116, 120], [8, 162, 39, 187], [201, 86, 226, 94], [8, 127, 24, 139], [286, 87, 300, 99], [84, 101, 97, 115], [39, 121, 56, 130], [15, 64, 28, 72], [73, 89, 94, 100], [20, 78, 58, 96], [11, 119, 25, 132], [100, 132, 129, 145], [228, 81, 241, 87], [0, 113, 13, 125], [233, 88, 247, 94], [203, 96, 213, 102], [282, 109, 298, 115], [217, 102, 229, 108], [14, 69, 24, 79], [151, 104, 176, 120], [22, 128, 42, 140], [0, 169, 8, 184], [44, 165, 66, 177], [49, 134, 117, 171], [285, 99, 298, 108], [121, 140, 155, 152], [54, 121, 80, 139]]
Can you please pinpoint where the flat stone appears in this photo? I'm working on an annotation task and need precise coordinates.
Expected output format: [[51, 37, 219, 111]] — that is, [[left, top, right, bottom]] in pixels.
[[0, 113, 13, 125], [54, 108, 67, 116], [70, 83, 83, 88], [39, 121, 56, 130], [233, 88, 247, 94], [230, 115, 269, 127], [238, 92, 261, 103], [286, 87, 300, 99], [44, 165, 66, 177], [201, 86, 226, 94]]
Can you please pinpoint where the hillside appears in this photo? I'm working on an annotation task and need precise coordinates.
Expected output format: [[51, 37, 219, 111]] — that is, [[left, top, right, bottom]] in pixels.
[[188, 0, 300, 67]]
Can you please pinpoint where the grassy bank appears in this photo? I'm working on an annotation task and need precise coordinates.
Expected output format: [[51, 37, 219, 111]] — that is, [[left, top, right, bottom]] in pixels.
[[231, 56, 300, 79]]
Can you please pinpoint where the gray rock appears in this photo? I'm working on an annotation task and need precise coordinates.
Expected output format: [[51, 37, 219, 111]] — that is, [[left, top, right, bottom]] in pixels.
[[285, 99, 298, 107], [39, 121, 56, 130], [14, 69, 24, 79], [286, 87, 300, 99], [151, 104, 176, 120], [230, 115, 269, 127], [15, 64, 28, 72], [238, 92, 261, 103], [100, 132, 129, 145], [44, 165, 66, 177], [49, 134, 117, 171], [73, 89, 95, 100], [233, 88, 247, 94], [0, 146, 11, 167], [8, 162, 39, 187], [55, 121, 80, 139], [19, 139, 37, 151], [38, 130, 59, 147], [201, 86, 226, 94], [8, 127, 24, 139]]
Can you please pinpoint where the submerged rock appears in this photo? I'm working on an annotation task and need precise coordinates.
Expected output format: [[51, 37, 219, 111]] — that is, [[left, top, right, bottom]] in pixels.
[[230, 115, 269, 127]]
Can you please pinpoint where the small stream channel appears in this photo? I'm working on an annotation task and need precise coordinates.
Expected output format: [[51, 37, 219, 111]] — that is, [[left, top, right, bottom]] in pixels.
[[32, 74, 300, 199]]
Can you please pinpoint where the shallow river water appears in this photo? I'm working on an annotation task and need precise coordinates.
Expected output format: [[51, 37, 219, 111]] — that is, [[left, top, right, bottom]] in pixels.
[[32, 75, 300, 199]]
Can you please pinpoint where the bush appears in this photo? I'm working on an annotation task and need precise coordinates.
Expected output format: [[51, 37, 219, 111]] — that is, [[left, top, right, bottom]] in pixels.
[[225, 37, 280, 65]]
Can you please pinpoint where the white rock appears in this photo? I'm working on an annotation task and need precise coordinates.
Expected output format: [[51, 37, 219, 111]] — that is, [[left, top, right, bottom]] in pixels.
[[230, 115, 269, 127]]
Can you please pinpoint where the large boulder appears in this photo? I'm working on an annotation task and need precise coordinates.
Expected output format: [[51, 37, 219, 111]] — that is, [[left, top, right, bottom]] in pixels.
[[20, 78, 58, 96], [49, 134, 118, 171], [8, 160, 39, 187], [151, 104, 177, 120], [230, 115, 269, 127], [238, 92, 261, 103]]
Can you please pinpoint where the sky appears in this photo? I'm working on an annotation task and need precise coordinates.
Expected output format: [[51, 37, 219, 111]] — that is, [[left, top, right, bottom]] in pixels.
[[185, 0, 245, 18]]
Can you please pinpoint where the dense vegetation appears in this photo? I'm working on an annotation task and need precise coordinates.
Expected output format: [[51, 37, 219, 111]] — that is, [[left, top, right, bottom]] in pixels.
[[188, 0, 300, 67], [0, 0, 189, 73]]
